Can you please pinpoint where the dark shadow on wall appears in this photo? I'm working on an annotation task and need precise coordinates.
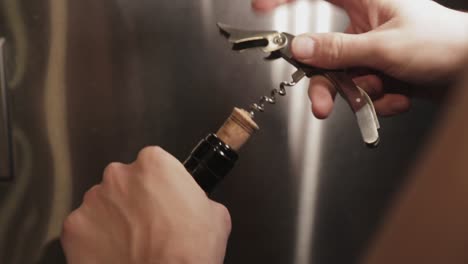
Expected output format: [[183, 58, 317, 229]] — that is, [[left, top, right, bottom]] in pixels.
[[36, 239, 66, 264]]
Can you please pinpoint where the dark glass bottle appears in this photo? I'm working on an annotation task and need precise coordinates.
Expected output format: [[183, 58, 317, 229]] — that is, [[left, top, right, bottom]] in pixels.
[[184, 133, 238, 193], [183, 107, 258, 193]]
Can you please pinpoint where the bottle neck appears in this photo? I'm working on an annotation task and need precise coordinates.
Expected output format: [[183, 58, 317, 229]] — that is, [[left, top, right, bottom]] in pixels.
[[184, 133, 238, 193]]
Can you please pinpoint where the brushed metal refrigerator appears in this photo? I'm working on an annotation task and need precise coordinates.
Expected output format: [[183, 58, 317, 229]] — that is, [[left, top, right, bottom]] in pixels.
[[1, 0, 462, 263]]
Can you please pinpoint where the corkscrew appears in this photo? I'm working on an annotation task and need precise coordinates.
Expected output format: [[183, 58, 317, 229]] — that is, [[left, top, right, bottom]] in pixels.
[[249, 71, 304, 117], [217, 23, 381, 147]]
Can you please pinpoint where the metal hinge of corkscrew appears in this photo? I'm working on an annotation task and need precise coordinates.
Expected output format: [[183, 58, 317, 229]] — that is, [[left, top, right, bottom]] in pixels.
[[217, 23, 381, 148]]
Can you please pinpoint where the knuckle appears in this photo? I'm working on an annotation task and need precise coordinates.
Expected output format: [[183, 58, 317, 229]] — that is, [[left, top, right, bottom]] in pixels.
[[136, 146, 181, 176], [137, 146, 167, 164], [61, 210, 82, 244], [368, 33, 391, 67], [372, 38, 387, 59], [62, 213, 76, 236], [82, 185, 101, 204], [214, 203, 232, 234], [134, 146, 183, 184], [326, 33, 345, 67], [103, 162, 126, 185], [134, 146, 170, 182]]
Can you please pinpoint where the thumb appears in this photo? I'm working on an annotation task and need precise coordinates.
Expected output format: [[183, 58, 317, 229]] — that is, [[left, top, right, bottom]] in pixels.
[[292, 32, 380, 69]]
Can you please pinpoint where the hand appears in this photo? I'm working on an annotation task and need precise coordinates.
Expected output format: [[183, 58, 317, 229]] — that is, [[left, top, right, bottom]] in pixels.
[[252, 0, 468, 118], [61, 147, 231, 264]]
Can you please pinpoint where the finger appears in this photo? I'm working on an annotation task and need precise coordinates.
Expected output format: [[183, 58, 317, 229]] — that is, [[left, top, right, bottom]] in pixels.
[[292, 32, 381, 69], [353, 75, 384, 100], [326, 0, 347, 8], [373, 94, 411, 117], [135, 146, 181, 172], [82, 185, 102, 205], [308, 75, 336, 119], [210, 201, 232, 236], [103, 162, 128, 181], [101, 162, 131, 196], [251, 0, 295, 12]]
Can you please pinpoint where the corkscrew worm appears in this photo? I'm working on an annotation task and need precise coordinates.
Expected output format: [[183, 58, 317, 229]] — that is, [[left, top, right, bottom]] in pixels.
[[248, 69, 306, 117], [249, 80, 291, 117]]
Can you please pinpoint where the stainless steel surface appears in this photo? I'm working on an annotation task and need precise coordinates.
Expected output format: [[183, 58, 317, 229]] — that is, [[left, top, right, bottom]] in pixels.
[[0, 0, 457, 263], [0, 38, 13, 180]]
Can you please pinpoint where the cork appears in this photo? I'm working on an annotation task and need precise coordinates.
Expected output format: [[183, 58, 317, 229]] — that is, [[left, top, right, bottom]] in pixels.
[[216, 108, 259, 151]]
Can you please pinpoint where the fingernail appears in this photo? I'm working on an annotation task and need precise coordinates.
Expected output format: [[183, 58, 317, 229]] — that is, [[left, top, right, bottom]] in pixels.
[[292, 35, 315, 59]]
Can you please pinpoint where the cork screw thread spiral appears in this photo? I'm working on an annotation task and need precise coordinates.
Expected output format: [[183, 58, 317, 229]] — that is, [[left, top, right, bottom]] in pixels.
[[248, 80, 297, 118]]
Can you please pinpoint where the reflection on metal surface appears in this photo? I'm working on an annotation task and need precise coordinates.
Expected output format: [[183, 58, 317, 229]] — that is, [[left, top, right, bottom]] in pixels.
[[0, 39, 13, 180], [200, 0, 214, 41], [43, 0, 72, 244], [314, 1, 333, 33], [11, 203, 38, 264], [0, 128, 33, 262], [3, 0, 27, 89], [289, 2, 328, 264]]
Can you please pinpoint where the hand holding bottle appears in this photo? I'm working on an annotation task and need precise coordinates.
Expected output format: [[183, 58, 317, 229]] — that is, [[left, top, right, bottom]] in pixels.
[[61, 147, 231, 264]]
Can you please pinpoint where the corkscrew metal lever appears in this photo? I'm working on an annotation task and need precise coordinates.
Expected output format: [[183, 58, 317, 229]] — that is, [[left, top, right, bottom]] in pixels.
[[217, 23, 380, 147]]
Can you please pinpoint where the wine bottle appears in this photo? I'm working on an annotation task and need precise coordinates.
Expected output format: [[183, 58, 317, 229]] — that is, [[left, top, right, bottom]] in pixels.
[[184, 108, 259, 193]]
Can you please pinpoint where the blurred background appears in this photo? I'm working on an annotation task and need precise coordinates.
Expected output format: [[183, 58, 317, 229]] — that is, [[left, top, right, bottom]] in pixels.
[[0, 0, 465, 263]]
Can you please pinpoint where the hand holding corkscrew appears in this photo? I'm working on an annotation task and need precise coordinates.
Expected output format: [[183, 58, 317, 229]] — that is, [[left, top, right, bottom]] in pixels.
[[184, 23, 384, 194], [217, 23, 381, 147]]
